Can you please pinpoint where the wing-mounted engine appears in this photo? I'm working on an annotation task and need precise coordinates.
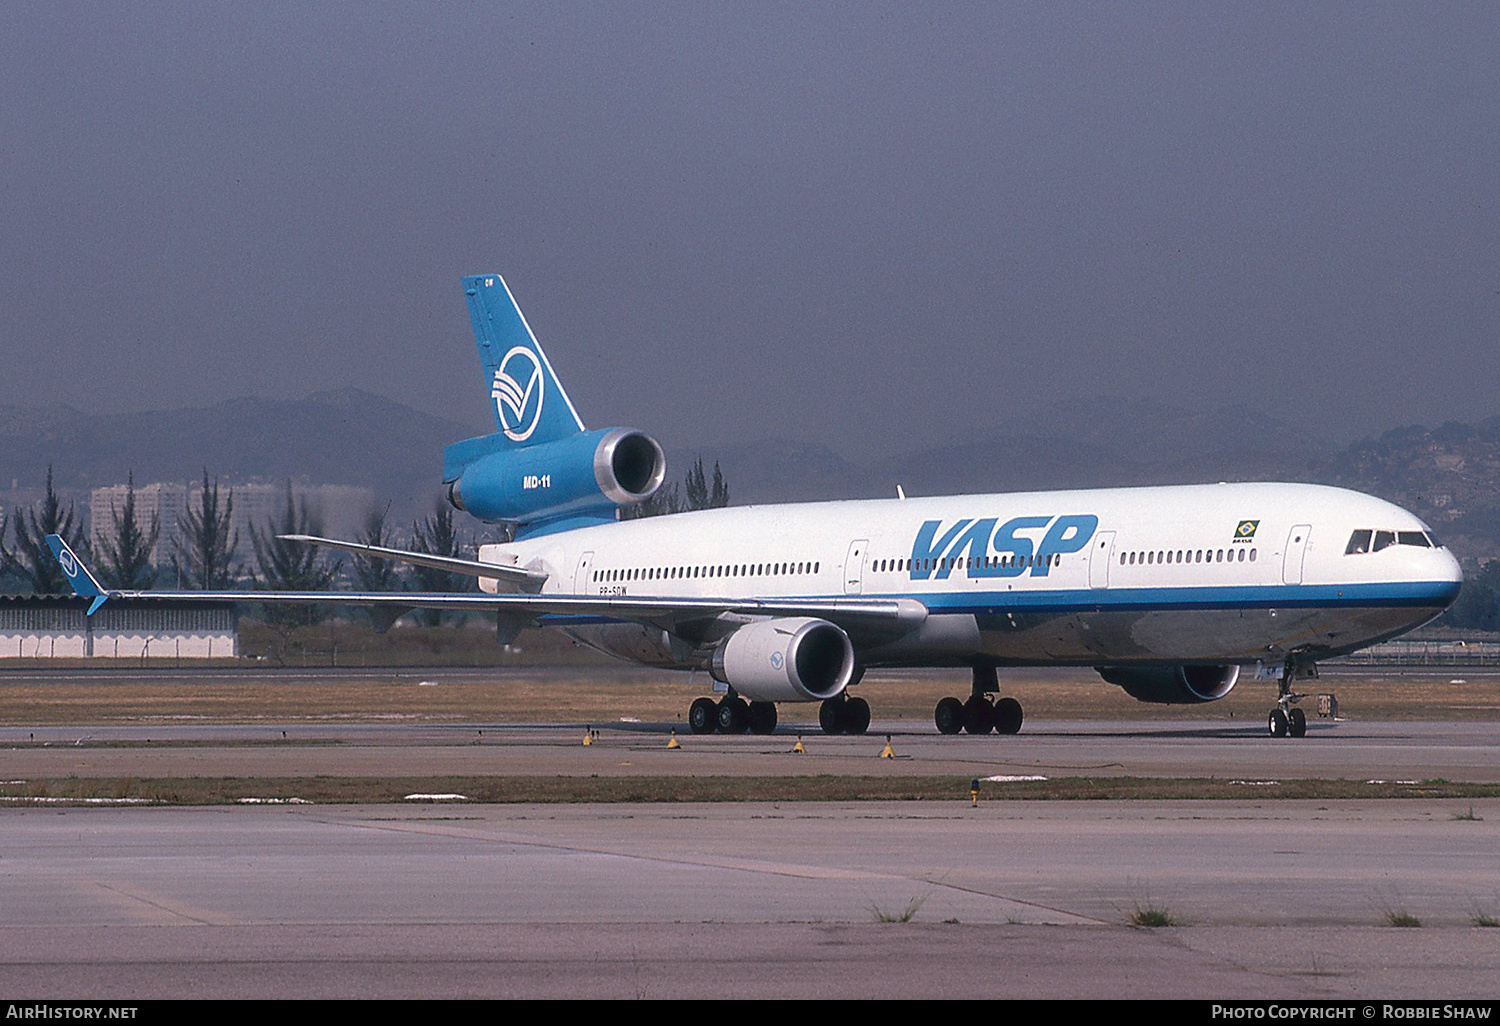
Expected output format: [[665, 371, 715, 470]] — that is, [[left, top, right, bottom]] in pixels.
[[1096, 664, 1240, 705], [445, 427, 666, 528], [710, 617, 856, 703]]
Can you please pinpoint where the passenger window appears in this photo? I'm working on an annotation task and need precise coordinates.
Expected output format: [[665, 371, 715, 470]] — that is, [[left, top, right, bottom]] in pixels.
[[1346, 530, 1372, 555], [1249, 549, 1256, 562], [1373, 531, 1396, 552]]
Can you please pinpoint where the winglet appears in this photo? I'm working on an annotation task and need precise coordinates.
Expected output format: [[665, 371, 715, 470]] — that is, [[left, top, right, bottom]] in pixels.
[[45, 534, 109, 615]]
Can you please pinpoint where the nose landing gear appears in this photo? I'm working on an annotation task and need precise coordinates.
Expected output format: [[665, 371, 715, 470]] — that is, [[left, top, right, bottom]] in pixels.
[[1267, 660, 1315, 738]]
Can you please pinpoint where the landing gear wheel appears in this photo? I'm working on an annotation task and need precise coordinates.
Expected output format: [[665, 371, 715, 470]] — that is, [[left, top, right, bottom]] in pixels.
[[1268, 708, 1289, 738], [962, 696, 995, 735], [934, 697, 964, 735], [1288, 707, 1307, 738], [688, 697, 718, 735], [746, 701, 778, 735], [716, 696, 750, 735], [1272, 657, 1317, 741], [819, 698, 847, 735], [843, 696, 871, 736], [993, 696, 1024, 735]]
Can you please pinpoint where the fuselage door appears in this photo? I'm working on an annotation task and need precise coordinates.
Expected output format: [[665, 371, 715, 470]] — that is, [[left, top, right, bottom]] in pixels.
[[575, 551, 595, 593], [1089, 531, 1116, 589], [844, 538, 869, 595], [1282, 526, 1311, 585]]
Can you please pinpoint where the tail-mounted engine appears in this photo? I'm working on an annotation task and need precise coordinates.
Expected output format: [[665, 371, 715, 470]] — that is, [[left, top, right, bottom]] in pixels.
[[1096, 664, 1240, 704], [710, 617, 856, 704], [445, 427, 666, 527]]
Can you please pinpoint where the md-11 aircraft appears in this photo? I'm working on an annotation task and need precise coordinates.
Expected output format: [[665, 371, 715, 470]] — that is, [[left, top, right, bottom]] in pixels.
[[50, 273, 1462, 739]]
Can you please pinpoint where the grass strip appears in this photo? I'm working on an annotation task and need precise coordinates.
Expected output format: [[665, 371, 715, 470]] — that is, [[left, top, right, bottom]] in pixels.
[[2, 775, 1498, 805]]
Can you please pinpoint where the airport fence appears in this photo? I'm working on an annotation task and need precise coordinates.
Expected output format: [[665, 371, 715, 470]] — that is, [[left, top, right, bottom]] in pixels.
[[1335, 641, 1500, 666]]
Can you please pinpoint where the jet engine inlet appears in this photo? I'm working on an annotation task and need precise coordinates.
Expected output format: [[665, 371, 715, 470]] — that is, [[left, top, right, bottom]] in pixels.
[[710, 617, 856, 703], [594, 429, 666, 504]]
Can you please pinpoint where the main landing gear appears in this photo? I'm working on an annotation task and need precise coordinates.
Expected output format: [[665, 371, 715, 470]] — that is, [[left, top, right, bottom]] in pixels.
[[685, 690, 873, 736], [935, 666, 1023, 736], [818, 693, 871, 735], [1267, 660, 1316, 739], [688, 694, 778, 735]]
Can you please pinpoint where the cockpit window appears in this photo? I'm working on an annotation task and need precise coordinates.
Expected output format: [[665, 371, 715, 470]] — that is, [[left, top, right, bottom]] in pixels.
[[1348, 527, 1443, 554]]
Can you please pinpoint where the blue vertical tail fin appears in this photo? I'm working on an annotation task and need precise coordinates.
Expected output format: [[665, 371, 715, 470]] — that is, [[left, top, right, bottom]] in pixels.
[[462, 274, 585, 448]]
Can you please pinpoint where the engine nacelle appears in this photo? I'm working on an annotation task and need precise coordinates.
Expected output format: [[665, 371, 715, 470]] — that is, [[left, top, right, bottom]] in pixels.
[[1096, 664, 1240, 705], [445, 427, 666, 525], [710, 617, 856, 703]]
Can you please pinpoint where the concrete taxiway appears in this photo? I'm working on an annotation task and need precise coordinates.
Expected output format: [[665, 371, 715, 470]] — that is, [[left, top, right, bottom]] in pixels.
[[1, 799, 1497, 998], [3, 717, 1500, 783], [2, 689, 1498, 998]]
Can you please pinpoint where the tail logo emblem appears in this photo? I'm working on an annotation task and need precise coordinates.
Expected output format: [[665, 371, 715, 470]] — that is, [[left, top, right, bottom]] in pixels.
[[491, 346, 544, 442], [59, 550, 78, 579]]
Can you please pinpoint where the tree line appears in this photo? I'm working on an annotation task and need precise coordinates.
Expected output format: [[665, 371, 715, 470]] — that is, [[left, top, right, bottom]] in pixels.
[[0, 468, 472, 621], [0, 457, 731, 621]]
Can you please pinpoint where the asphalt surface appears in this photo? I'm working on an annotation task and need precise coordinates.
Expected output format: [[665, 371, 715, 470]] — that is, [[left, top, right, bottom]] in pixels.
[[0, 800, 1497, 999], [1, 712, 1498, 998], [3, 717, 1499, 783]]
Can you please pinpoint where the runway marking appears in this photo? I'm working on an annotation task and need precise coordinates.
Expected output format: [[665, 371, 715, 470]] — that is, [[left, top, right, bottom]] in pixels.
[[303, 811, 1100, 925], [58, 876, 232, 927], [913, 876, 1108, 926]]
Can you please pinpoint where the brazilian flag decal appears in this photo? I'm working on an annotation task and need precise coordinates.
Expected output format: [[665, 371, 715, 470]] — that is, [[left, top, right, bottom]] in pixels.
[[1235, 520, 1260, 540]]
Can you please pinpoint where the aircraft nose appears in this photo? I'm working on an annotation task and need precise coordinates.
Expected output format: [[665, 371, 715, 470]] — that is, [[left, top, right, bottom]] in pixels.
[[1434, 546, 1463, 604], [1442, 547, 1463, 584]]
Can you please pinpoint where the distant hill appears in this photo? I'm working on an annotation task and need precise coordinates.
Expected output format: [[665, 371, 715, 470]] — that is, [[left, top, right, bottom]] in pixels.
[[0, 389, 482, 522], [1322, 418, 1500, 560], [684, 398, 1335, 502], [2, 390, 1497, 561], [687, 403, 1500, 561]]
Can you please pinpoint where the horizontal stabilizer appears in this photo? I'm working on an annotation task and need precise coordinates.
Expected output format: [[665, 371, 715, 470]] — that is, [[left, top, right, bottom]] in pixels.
[[278, 535, 548, 589]]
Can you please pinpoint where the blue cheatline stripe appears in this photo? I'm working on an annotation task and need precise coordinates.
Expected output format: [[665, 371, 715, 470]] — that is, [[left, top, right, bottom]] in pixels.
[[536, 580, 1455, 624], [870, 579, 1459, 614]]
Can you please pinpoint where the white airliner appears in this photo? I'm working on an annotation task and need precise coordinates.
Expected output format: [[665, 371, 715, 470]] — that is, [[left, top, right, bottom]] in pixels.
[[49, 274, 1463, 740]]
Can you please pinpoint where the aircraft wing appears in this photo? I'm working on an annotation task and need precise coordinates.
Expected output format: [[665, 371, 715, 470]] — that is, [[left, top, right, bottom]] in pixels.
[[45, 534, 927, 634]]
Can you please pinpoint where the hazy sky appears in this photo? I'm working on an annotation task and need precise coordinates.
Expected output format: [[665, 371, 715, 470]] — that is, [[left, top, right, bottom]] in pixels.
[[2, 2, 1497, 459]]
